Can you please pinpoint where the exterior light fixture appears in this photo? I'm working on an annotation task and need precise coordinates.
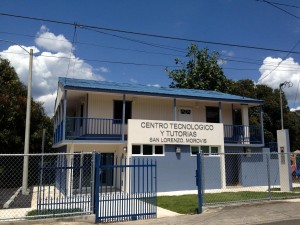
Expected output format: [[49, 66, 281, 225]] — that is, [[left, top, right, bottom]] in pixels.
[[176, 146, 181, 154], [123, 147, 127, 152]]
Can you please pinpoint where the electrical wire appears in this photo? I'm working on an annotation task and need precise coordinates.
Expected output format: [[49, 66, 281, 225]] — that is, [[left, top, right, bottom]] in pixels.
[[65, 24, 78, 78], [0, 30, 186, 57], [0, 50, 182, 68], [256, 0, 300, 9], [257, 0, 300, 20], [1, 12, 300, 55], [258, 38, 300, 83]]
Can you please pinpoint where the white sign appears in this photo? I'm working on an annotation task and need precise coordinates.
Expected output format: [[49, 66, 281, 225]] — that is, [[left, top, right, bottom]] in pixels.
[[128, 119, 224, 145]]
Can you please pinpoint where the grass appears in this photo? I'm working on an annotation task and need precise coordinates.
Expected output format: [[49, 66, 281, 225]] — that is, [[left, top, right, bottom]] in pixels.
[[157, 191, 300, 214]]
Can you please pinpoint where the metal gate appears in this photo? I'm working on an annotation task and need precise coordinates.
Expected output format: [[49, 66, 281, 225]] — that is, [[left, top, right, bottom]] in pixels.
[[94, 154, 157, 223]]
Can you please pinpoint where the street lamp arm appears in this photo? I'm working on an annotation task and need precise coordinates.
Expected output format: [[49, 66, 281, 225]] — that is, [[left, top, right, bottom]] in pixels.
[[0, 39, 30, 54]]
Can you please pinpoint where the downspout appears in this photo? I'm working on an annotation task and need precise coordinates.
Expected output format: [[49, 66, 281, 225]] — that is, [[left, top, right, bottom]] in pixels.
[[173, 98, 177, 121], [63, 90, 67, 141], [219, 102, 222, 123]]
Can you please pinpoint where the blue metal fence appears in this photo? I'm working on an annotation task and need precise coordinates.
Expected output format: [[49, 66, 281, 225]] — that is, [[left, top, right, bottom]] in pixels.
[[37, 153, 93, 216], [94, 154, 157, 223], [36, 153, 157, 223]]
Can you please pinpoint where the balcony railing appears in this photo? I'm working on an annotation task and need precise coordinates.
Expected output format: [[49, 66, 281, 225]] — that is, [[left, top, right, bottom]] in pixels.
[[224, 125, 263, 145], [53, 118, 263, 145], [65, 117, 123, 141]]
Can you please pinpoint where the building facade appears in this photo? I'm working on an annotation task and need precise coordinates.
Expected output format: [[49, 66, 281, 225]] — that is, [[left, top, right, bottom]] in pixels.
[[53, 77, 274, 194]]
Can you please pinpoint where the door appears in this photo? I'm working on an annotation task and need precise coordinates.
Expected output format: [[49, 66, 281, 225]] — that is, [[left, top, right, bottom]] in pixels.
[[225, 154, 240, 186], [100, 153, 114, 186]]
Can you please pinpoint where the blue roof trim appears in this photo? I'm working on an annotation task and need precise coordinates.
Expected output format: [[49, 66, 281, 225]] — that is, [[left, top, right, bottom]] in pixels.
[[58, 77, 263, 104]]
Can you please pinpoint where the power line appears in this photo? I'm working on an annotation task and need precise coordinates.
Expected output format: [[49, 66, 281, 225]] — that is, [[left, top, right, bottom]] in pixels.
[[0, 51, 182, 68], [1, 12, 300, 55], [0, 30, 186, 57], [257, 0, 300, 20], [5, 29, 298, 66], [258, 38, 300, 83], [81, 27, 186, 53], [256, 0, 300, 9], [4, 29, 300, 70], [3, 50, 300, 73]]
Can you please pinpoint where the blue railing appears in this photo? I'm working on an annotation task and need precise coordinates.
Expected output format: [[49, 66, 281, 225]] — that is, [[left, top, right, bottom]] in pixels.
[[224, 125, 262, 144], [37, 154, 92, 216], [65, 117, 123, 140], [53, 121, 63, 144], [95, 154, 157, 223], [266, 142, 278, 159], [54, 118, 262, 145]]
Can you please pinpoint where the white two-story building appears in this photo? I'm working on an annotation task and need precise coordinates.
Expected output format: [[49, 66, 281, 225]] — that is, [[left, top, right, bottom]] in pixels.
[[53, 77, 272, 193]]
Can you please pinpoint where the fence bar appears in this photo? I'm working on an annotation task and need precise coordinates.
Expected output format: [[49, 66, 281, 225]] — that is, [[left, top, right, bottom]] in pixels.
[[197, 153, 203, 214]]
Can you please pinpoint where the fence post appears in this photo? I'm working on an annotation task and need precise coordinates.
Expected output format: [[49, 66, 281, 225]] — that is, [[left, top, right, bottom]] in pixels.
[[94, 152, 100, 223], [197, 153, 203, 214], [266, 152, 271, 200]]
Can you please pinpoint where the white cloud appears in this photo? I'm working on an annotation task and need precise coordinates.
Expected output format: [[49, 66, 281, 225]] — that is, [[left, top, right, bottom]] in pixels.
[[258, 57, 300, 108], [219, 50, 235, 65], [221, 50, 235, 57], [99, 67, 110, 73], [130, 78, 138, 83], [0, 26, 106, 116], [35, 26, 73, 53], [147, 84, 161, 88]]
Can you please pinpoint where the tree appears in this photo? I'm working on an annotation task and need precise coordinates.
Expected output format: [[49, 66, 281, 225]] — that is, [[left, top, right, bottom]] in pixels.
[[229, 79, 300, 150], [0, 58, 53, 154], [167, 45, 298, 149], [166, 44, 233, 92]]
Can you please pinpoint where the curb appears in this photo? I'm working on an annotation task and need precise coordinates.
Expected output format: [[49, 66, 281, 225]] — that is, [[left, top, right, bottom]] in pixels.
[[3, 187, 22, 209]]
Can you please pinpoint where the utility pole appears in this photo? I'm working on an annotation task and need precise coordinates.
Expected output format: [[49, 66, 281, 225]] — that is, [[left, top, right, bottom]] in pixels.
[[22, 48, 33, 195], [279, 81, 292, 130]]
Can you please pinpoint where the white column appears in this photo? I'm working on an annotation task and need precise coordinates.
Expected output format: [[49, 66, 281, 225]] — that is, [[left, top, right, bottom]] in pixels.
[[220, 146, 226, 189], [241, 105, 250, 144], [66, 144, 74, 196], [277, 129, 292, 191]]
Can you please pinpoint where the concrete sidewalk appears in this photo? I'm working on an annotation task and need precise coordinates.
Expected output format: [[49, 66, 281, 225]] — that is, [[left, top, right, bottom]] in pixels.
[[3, 200, 300, 225]]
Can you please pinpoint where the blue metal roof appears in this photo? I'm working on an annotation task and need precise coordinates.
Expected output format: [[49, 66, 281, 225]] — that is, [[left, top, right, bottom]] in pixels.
[[58, 77, 263, 105]]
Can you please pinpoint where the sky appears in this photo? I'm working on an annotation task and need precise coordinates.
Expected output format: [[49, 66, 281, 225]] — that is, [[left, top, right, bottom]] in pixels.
[[1, 0, 300, 116]]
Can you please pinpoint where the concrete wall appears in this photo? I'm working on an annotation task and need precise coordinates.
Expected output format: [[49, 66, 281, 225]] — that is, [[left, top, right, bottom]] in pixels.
[[133, 145, 222, 192], [225, 147, 280, 187], [86, 92, 236, 125]]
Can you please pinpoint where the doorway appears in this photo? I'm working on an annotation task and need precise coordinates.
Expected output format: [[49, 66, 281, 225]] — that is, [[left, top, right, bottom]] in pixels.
[[100, 153, 114, 186], [225, 154, 240, 186]]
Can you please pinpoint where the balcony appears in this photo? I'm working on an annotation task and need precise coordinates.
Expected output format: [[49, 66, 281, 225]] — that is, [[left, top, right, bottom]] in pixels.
[[224, 125, 263, 145], [53, 117, 263, 145]]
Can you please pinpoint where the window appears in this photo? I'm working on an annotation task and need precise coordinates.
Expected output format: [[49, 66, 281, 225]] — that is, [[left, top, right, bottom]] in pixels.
[[113, 100, 132, 124], [143, 145, 153, 155], [132, 145, 141, 154], [180, 109, 191, 115], [190, 146, 219, 156], [191, 146, 199, 155], [155, 145, 163, 155], [132, 144, 164, 156], [200, 146, 209, 154], [206, 107, 219, 123]]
